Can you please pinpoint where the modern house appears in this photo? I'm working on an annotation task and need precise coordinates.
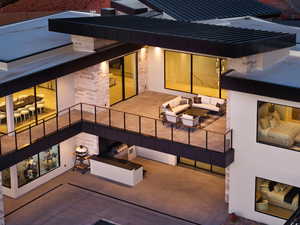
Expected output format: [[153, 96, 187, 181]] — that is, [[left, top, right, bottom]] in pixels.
[[1, 0, 300, 225]]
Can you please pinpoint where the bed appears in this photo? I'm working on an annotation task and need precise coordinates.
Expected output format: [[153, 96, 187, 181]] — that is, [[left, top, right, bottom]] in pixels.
[[258, 103, 300, 148], [260, 183, 299, 211]]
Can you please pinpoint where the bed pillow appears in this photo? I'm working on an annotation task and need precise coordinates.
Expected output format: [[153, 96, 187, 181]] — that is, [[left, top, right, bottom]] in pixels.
[[260, 118, 270, 129], [272, 110, 281, 121], [270, 117, 279, 128]]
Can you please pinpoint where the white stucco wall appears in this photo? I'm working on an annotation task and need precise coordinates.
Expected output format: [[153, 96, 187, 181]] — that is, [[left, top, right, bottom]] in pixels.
[[136, 146, 177, 166], [228, 91, 300, 225]]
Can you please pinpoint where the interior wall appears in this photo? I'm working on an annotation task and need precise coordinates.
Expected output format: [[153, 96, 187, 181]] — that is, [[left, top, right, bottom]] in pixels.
[[57, 73, 76, 111], [228, 91, 300, 225]]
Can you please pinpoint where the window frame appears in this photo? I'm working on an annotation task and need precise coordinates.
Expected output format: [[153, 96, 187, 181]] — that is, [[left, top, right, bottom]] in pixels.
[[256, 100, 300, 152], [254, 176, 299, 220]]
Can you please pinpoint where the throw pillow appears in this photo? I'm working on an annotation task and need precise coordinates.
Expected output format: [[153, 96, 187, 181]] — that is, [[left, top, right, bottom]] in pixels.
[[216, 103, 221, 108], [194, 97, 202, 104], [165, 104, 173, 112], [260, 118, 270, 129], [180, 99, 187, 105]]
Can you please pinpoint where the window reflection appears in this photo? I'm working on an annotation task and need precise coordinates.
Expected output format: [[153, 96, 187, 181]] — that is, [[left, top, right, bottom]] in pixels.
[[16, 145, 60, 187], [2, 168, 11, 188], [257, 101, 300, 150]]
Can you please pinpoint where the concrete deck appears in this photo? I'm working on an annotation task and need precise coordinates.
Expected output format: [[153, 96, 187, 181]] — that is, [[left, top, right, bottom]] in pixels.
[[4, 158, 228, 225]]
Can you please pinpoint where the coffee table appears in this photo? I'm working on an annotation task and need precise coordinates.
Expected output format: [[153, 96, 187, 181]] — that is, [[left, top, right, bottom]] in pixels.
[[184, 108, 209, 117]]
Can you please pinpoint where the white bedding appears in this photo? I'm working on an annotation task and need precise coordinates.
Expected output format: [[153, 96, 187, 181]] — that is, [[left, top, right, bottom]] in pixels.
[[258, 121, 300, 148]]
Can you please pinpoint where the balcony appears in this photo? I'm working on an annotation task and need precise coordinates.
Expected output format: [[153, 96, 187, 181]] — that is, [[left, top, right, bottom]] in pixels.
[[0, 92, 234, 170]]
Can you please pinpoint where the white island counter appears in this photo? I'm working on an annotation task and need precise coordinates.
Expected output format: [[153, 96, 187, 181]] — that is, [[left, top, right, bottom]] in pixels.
[[90, 156, 143, 186]]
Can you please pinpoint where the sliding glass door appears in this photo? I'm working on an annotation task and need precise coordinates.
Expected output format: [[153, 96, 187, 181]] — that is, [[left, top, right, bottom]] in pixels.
[[109, 53, 138, 105]]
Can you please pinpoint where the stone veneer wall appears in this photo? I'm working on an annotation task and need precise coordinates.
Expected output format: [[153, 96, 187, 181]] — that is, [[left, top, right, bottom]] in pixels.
[[73, 61, 109, 155], [137, 48, 148, 93]]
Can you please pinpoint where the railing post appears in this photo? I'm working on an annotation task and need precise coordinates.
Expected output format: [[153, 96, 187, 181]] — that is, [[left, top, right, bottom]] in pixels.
[[171, 124, 174, 142], [205, 130, 208, 150], [155, 119, 157, 138], [56, 115, 59, 132], [223, 133, 226, 153], [80, 103, 83, 121], [0, 136, 2, 155], [123, 112, 126, 130], [29, 125, 32, 145], [15, 131, 18, 150], [68, 107, 71, 125], [43, 120, 46, 137], [94, 105, 97, 123], [139, 116, 141, 134], [188, 128, 191, 145], [109, 109, 111, 127], [231, 130, 233, 149]]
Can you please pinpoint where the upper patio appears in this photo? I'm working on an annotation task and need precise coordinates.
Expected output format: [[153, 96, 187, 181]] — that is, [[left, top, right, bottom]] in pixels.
[[0, 91, 233, 170]]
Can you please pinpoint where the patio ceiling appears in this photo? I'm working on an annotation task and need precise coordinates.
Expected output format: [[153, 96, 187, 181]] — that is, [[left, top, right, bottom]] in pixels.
[[49, 15, 296, 58]]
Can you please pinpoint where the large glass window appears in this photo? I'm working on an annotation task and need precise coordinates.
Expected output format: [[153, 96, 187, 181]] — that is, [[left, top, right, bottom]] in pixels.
[[109, 53, 138, 105], [109, 58, 123, 105], [2, 168, 11, 188], [192, 55, 219, 97], [36, 80, 57, 122], [13, 87, 36, 131], [0, 97, 7, 134], [164, 50, 227, 98], [256, 177, 299, 219], [16, 145, 60, 187], [257, 101, 300, 151], [165, 51, 191, 92], [124, 53, 137, 99], [11, 79, 57, 131]]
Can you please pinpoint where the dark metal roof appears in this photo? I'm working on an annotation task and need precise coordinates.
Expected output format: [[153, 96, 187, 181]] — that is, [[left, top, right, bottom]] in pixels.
[[49, 15, 296, 58], [0, 11, 91, 63], [138, 0, 281, 21]]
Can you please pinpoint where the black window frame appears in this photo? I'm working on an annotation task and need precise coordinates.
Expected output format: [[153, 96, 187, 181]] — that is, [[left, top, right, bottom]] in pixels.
[[255, 176, 300, 220], [256, 100, 300, 152]]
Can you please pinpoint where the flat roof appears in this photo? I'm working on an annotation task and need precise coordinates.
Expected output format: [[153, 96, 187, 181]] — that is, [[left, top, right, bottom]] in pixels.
[[0, 11, 93, 63], [111, 0, 148, 14], [221, 55, 300, 102], [138, 0, 281, 22], [49, 15, 296, 58], [0, 43, 142, 97]]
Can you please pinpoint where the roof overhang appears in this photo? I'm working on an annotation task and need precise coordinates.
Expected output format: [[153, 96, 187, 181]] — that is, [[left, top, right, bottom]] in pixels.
[[221, 70, 300, 103], [48, 15, 296, 58], [0, 43, 142, 97]]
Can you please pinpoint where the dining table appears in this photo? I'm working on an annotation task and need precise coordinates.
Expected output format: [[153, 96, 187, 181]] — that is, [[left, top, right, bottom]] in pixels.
[[0, 95, 42, 112]]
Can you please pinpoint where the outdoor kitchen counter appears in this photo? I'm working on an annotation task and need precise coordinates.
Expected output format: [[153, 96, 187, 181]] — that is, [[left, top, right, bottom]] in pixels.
[[90, 155, 143, 186]]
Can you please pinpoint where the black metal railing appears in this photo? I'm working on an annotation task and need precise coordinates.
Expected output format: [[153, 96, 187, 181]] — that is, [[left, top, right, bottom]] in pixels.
[[0, 103, 233, 156], [284, 207, 300, 225]]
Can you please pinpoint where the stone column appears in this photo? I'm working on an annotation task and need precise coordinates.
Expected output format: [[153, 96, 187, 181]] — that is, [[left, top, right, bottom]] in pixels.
[[5, 95, 14, 133], [74, 61, 109, 155], [138, 47, 148, 93]]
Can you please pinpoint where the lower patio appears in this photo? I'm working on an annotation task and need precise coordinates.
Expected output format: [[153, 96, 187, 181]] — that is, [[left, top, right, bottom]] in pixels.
[[4, 157, 228, 225]]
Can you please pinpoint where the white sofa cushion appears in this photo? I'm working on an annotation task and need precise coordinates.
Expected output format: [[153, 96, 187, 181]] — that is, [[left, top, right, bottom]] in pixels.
[[165, 110, 176, 116], [172, 104, 189, 114], [192, 103, 220, 112], [210, 97, 225, 106], [182, 114, 193, 120], [201, 96, 210, 104]]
